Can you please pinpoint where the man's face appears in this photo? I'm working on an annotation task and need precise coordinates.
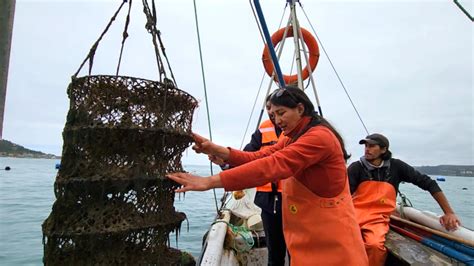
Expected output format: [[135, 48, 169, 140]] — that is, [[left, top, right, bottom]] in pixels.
[[364, 143, 387, 161]]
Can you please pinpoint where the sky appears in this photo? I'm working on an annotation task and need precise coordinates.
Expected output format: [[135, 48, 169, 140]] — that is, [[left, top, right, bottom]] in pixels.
[[3, 0, 473, 166]]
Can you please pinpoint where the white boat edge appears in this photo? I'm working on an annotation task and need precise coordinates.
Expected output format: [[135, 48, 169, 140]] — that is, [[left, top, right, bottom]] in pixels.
[[395, 204, 474, 242]]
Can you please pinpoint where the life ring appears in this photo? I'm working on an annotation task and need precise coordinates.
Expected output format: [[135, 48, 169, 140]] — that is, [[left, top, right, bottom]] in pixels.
[[262, 27, 320, 84]]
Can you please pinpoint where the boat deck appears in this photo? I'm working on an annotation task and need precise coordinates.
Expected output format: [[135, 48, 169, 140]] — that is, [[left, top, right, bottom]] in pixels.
[[385, 230, 465, 265]]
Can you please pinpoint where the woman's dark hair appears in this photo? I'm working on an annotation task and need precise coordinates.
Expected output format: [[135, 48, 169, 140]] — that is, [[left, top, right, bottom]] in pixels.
[[270, 86, 351, 161], [265, 93, 272, 103]]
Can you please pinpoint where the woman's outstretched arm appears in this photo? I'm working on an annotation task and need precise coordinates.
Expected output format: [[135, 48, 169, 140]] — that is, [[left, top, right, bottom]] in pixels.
[[192, 133, 230, 160], [167, 172, 222, 193]]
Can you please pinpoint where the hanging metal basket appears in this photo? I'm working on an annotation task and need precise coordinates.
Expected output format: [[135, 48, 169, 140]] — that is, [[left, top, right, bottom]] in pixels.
[[42, 1, 198, 264], [42, 75, 197, 265]]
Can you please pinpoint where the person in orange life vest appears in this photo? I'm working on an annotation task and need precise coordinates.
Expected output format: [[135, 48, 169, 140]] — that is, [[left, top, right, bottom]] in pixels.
[[245, 96, 286, 266], [168, 86, 369, 266], [212, 96, 286, 265], [348, 133, 461, 266]]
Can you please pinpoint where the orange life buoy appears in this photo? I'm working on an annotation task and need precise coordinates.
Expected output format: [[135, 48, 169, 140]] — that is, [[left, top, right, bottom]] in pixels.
[[262, 27, 320, 84]]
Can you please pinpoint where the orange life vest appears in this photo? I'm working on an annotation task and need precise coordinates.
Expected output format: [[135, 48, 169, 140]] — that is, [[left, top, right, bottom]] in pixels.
[[352, 181, 397, 266], [282, 177, 368, 265], [256, 120, 283, 193]]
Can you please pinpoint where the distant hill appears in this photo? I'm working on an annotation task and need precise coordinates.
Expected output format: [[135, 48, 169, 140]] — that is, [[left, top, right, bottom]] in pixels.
[[415, 165, 474, 177], [0, 139, 60, 159]]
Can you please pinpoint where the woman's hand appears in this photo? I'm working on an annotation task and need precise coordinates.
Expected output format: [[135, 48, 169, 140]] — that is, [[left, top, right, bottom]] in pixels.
[[167, 172, 223, 192], [209, 155, 225, 165], [192, 133, 231, 160], [439, 213, 461, 231], [192, 133, 216, 155]]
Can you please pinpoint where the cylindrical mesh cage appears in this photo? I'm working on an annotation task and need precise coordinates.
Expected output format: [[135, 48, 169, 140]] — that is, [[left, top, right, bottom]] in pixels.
[[42, 75, 198, 265]]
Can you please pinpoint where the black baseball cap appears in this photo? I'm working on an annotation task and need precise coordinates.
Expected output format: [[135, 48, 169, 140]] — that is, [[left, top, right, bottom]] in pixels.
[[359, 133, 389, 148]]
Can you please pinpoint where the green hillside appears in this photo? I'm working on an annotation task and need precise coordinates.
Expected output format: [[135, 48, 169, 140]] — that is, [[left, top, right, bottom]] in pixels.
[[415, 165, 474, 177], [0, 139, 60, 159]]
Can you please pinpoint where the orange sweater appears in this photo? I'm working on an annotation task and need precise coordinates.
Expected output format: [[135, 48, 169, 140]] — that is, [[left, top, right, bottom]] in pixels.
[[220, 119, 348, 198]]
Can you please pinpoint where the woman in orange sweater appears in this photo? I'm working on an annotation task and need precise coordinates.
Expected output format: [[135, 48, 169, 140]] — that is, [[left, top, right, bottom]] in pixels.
[[168, 86, 368, 265]]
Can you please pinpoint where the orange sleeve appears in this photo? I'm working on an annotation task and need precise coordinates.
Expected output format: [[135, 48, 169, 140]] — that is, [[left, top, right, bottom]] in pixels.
[[226, 137, 286, 166], [220, 127, 339, 191]]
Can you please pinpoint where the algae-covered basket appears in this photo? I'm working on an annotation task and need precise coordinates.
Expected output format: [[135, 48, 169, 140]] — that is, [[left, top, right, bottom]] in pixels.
[[42, 1, 198, 265]]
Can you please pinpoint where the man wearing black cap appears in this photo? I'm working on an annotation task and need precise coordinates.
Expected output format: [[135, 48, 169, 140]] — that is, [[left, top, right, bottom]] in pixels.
[[348, 133, 461, 266]]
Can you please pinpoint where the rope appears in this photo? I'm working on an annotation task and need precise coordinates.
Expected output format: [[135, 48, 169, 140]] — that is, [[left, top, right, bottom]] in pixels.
[[115, 0, 133, 76], [248, 0, 289, 44], [74, 0, 176, 86], [211, 220, 255, 253], [453, 0, 473, 21], [289, 45, 296, 77], [300, 6, 370, 135], [141, 0, 171, 153], [238, 2, 289, 150], [398, 191, 414, 219], [151, 0, 179, 86], [73, 0, 128, 78], [239, 72, 267, 150], [249, 0, 265, 44], [142, 0, 178, 86], [142, 0, 165, 83], [192, 0, 219, 214]]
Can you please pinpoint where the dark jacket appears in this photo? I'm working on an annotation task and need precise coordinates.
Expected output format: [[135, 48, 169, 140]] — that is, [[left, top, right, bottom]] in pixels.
[[348, 158, 442, 195]]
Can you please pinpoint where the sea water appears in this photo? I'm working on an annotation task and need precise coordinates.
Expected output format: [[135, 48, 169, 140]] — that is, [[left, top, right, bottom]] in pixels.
[[0, 157, 473, 265]]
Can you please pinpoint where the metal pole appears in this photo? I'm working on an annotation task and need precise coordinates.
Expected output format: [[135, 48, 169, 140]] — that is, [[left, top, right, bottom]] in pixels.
[[289, 0, 303, 89], [0, 0, 16, 139], [297, 25, 323, 116], [255, 19, 293, 131], [253, 0, 286, 88]]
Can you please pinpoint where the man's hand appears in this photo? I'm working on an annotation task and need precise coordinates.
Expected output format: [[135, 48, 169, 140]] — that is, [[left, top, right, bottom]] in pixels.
[[439, 213, 461, 231]]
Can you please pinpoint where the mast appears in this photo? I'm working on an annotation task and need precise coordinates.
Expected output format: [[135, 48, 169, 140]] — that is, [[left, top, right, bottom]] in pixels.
[[253, 0, 286, 88], [0, 0, 16, 139], [289, 0, 304, 89]]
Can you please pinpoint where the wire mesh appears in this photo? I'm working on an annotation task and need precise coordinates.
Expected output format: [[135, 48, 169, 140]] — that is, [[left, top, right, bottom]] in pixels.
[[42, 75, 198, 265]]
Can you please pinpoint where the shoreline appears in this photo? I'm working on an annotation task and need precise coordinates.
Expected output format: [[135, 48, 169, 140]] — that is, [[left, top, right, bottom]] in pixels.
[[0, 155, 61, 159]]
